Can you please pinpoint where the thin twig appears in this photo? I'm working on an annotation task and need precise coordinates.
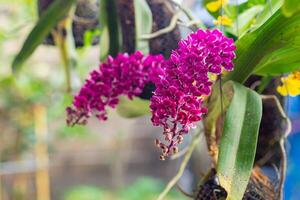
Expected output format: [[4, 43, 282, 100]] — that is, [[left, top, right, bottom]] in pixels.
[[176, 184, 194, 198], [73, 15, 97, 25], [261, 95, 291, 200], [52, 6, 76, 93], [256, 150, 274, 166], [168, 0, 205, 29], [170, 146, 189, 160], [278, 138, 286, 200], [156, 132, 202, 200], [52, 29, 71, 92], [167, 0, 194, 21], [261, 95, 292, 137], [140, 13, 179, 40], [219, 0, 225, 32], [235, 0, 240, 37], [219, 77, 224, 122], [177, 20, 202, 28]]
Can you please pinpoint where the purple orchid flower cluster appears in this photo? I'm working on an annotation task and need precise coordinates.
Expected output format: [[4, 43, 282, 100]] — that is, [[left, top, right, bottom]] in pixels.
[[151, 29, 236, 159], [66, 29, 236, 159], [66, 51, 165, 126]]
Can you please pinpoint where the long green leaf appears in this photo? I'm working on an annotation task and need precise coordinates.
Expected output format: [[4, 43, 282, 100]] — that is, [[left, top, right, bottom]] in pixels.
[[217, 81, 262, 200], [12, 0, 77, 73], [232, 5, 264, 37], [99, 0, 121, 60], [225, 9, 300, 83], [282, 0, 300, 17], [134, 0, 152, 54], [251, 0, 282, 31], [254, 47, 300, 75]]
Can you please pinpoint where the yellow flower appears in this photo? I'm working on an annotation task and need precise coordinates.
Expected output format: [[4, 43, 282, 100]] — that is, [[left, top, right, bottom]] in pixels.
[[206, 0, 228, 12], [277, 71, 300, 96], [214, 15, 233, 26]]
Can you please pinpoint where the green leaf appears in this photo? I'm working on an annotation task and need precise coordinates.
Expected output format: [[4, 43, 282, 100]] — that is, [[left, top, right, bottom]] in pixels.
[[225, 9, 300, 83], [247, 0, 266, 5], [204, 82, 233, 139], [134, 0, 152, 54], [254, 47, 300, 75], [99, 27, 110, 60], [282, 0, 300, 17], [251, 0, 283, 31], [12, 0, 77, 73], [116, 96, 150, 118], [232, 5, 264, 37], [83, 29, 101, 48], [217, 81, 262, 200], [99, 0, 121, 60]]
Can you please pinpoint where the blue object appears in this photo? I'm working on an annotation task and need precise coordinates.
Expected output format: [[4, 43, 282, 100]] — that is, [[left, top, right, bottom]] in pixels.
[[285, 96, 300, 200]]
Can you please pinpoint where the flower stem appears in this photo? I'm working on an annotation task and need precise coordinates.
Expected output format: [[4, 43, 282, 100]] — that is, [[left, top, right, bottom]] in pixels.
[[52, 6, 76, 93], [156, 131, 202, 200]]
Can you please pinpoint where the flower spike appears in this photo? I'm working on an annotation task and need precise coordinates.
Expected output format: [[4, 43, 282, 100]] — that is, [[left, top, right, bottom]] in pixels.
[[66, 51, 165, 126], [150, 29, 236, 158]]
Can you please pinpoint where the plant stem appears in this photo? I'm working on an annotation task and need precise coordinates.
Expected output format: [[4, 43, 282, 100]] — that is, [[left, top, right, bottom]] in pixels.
[[168, 0, 193, 21], [257, 76, 272, 94], [140, 13, 179, 40], [168, 0, 205, 29], [261, 95, 291, 200], [55, 31, 72, 92], [156, 132, 202, 200], [52, 6, 76, 93]]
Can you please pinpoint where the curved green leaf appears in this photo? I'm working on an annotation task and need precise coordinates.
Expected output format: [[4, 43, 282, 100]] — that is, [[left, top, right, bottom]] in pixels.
[[134, 0, 152, 54], [251, 0, 282, 31], [232, 5, 264, 37], [116, 96, 150, 118], [254, 47, 300, 75], [225, 9, 300, 83], [12, 0, 77, 73], [217, 81, 262, 200]]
